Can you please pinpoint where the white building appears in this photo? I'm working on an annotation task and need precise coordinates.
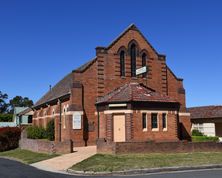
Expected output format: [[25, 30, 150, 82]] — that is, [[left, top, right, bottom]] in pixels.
[[188, 106, 222, 141]]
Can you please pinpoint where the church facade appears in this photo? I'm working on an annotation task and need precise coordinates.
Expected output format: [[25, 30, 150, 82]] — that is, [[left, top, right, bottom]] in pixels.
[[32, 24, 191, 146]]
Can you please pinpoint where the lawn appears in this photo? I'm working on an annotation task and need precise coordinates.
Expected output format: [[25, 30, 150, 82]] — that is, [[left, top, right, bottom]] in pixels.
[[0, 149, 59, 164], [71, 152, 222, 172]]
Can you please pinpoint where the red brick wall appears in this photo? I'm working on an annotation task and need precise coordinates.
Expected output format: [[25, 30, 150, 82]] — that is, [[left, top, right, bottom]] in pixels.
[[97, 139, 222, 154], [179, 116, 191, 140], [133, 111, 178, 141]]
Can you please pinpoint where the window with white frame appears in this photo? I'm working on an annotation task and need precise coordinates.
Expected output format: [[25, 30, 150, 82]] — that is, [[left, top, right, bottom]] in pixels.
[[151, 113, 158, 130], [73, 112, 82, 129], [162, 113, 167, 131], [142, 113, 147, 131]]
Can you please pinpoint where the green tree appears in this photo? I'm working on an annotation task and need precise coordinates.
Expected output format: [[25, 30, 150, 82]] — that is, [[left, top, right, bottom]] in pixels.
[[0, 91, 9, 113], [9, 96, 33, 113]]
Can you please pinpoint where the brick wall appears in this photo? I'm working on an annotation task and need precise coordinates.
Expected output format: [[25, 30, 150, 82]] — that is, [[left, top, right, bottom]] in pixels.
[[97, 139, 222, 154], [133, 111, 178, 141], [19, 131, 73, 154]]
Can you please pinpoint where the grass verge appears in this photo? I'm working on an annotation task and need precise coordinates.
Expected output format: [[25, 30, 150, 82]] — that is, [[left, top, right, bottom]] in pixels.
[[0, 149, 59, 164], [71, 152, 222, 172]]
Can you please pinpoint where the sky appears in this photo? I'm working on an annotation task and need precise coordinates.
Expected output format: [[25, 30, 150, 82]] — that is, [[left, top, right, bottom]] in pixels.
[[0, 0, 222, 107]]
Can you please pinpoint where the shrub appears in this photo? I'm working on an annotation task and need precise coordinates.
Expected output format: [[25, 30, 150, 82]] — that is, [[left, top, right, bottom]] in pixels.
[[192, 129, 204, 136], [0, 127, 21, 152], [0, 114, 13, 122], [26, 126, 47, 139], [46, 119, 54, 141], [192, 136, 219, 142]]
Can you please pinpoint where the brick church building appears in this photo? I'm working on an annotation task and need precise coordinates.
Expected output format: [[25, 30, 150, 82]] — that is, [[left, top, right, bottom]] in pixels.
[[32, 24, 191, 146]]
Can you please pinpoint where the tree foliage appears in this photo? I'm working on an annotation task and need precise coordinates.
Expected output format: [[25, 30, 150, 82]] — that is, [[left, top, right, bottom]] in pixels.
[[0, 91, 34, 114], [0, 91, 9, 113], [9, 96, 33, 113]]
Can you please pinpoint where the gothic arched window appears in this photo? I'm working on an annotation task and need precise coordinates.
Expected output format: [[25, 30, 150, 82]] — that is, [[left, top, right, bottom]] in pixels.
[[120, 51, 125, 77], [130, 44, 136, 77], [142, 53, 147, 77]]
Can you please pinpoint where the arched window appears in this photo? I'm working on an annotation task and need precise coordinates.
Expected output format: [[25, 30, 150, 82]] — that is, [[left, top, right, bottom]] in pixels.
[[63, 107, 66, 129], [142, 53, 147, 78], [120, 51, 125, 77], [130, 44, 136, 77]]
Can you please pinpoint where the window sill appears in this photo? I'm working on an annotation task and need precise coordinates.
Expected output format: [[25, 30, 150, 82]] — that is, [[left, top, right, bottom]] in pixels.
[[121, 76, 126, 79], [163, 128, 167, 132], [152, 128, 159, 132], [143, 128, 147, 132]]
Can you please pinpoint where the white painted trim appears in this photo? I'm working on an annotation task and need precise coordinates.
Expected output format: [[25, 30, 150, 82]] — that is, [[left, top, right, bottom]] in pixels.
[[142, 113, 148, 132], [162, 113, 168, 131], [33, 111, 84, 120], [67, 111, 84, 115], [151, 113, 159, 131], [109, 103, 127, 107], [140, 110, 169, 114], [179, 112, 191, 116], [104, 110, 133, 114]]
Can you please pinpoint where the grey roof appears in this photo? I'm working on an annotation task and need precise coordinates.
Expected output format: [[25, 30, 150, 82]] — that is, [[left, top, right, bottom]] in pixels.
[[17, 107, 32, 116], [34, 73, 73, 107]]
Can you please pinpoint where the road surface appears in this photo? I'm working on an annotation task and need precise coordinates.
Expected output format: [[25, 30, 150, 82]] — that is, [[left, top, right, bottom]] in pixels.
[[0, 158, 222, 178]]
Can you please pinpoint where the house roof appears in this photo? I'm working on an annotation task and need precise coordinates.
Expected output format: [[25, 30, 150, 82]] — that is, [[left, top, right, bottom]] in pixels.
[[17, 107, 33, 116], [188, 106, 222, 119], [14, 107, 28, 114], [96, 82, 178, 104], [34, 73, 73, 108]]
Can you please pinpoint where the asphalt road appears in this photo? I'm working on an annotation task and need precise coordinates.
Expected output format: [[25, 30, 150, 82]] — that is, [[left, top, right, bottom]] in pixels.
[[0, 158, 222, 178]]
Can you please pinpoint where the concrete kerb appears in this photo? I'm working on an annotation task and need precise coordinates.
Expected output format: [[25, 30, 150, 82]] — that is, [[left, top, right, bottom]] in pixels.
[[67, 164, 222, 176]]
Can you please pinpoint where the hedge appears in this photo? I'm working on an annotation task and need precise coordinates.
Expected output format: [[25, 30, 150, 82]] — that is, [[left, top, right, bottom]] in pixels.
[[0, 127, 21, 152], [0, 114, 13, 122], [192, 136, 219, 142], [192, 129, 204, 136], [26, 120, 55, 141], [46, 119, 55, 141], [26, 126, 47, 139]]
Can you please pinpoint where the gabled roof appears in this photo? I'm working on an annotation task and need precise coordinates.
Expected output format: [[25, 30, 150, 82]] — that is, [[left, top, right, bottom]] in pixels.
[[106, 24, 159, 56], [34, 73, 73, 108], [188, 106, 222, 119], [96, 82, 178, 104], [17, 107, 33, 116], [14, 107, 28, 114]]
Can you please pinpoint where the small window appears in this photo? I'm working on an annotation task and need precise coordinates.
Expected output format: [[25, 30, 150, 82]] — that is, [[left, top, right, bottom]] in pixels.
[[162, 113, 167, 130], [28, 115, 32, 123], [120, 51, 125, 77], [151, 113, 158, 130], [142, 113, 147, 130], [130, 44, 136, 77]]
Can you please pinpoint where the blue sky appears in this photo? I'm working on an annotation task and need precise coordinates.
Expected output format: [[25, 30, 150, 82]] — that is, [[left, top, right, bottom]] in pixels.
[[0, 0, 222, 107]]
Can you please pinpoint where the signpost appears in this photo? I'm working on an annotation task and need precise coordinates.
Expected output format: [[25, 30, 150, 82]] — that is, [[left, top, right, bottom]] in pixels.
[[136, 66, 147, 76]]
